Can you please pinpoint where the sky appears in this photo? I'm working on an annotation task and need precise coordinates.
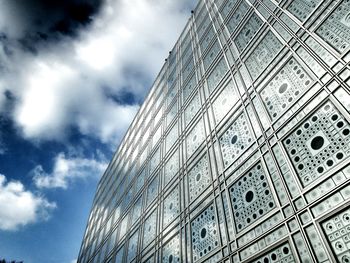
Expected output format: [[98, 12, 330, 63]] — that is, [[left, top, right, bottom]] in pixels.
[[0, 0, 197, 262]]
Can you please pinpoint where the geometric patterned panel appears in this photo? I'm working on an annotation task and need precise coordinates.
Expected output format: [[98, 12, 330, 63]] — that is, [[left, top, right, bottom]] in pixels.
[[197, 17, 211, 41], [186, 119, 206, 159], [245, 30, 283, 81], [220, 0, 239, 19], [203, 40, 221, 71], [185, 92, 201, 127], [219, 112, 254, 168], [234, 12, 263, 53], [227, 0, 249, 34], [287, 0, 321, 22], [283, 101, 350, 187], [166, 100, 177, 128], [322, 207, 350, 263], [188, 154, 211, 202], [183, 57, 194, 82], [165, 123, 179, 154], [131, 196, 143, 225], [146, 175, 159, 207], [212, 79, 239, 124], [115, 245, 125, 263], [119, 215, 129, 239], [143, 210, 157, 248], [191, 204, 220, 262], [149, 147, 161, 176], [229, 162, 276, 232], [199, 26, 215, 53], [207, 57, 228, 94], [260, 57, 314, 121], [163, 186, 180, 226], [316, 1, 350, 54], [127, 230, 139, 263], [164, 149, 180, 187], [183, 73, 197, 103], [182, 45, 193, 67], [251, 243, 296, 263], [162, 234, 181, 263]]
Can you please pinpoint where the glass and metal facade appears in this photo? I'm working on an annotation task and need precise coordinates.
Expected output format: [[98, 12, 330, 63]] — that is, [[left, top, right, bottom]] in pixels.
[[77, 0, 350, 262]]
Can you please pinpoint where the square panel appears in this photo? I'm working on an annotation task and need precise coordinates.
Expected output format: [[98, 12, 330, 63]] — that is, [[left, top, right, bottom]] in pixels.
[[283, 101, 350, 187], [143, 210, 157, 248], [182, 44, 193, 66], [220, 0, 239, 19], [199, 26, 215, 53], [184, 92, 201, 127], [163, 186, 180, 226], [186, 119, 206, 158], [219, 112, 254, 168], [207, 57, 229, 94], [183, 73, 197, 102], [182, 31, 191, 49], [322, 207, 350, 262], [131, 196, 143, 225], [149, 147, 161, 176], [135, 168, 146, 194], [234, 12, 263, 53], [212, 79, 239, 124], [316, 1, 350, 54], [126, 230, 139, 263], [287, 0, 321, 22], [229, 162, 276, 232], [162, 234, 181, 263], [197, 16, 211, 40], [260, 57, 314, 121], [188, 154, 211, 202], [166, 100, 177, 127], [119, 214, 129, 239], [168, 69, 177, 90], [115, 244, 125, 263], [164, 149, 180, 186], [251, 243, 296, 263], [203, 40, 222, 71], [182, 56, 195, 82], [227, 0, 249, 34], [152, 124, 162, 148], [191, 204, 220, 262], [245, 30, 283, 81], [165, 123, 179, 154], [146, 175, 159, 206]]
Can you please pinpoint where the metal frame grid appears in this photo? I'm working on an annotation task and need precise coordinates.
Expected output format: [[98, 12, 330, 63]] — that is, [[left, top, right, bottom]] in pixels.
[[77, 0, 350, 262]]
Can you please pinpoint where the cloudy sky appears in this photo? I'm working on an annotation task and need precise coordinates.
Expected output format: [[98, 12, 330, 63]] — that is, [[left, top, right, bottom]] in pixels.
[[0, 0, 196, 262]]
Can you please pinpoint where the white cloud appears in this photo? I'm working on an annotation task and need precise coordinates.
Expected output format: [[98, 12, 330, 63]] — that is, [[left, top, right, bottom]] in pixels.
[[0, 0, 195, 145], [32, 152, 108, 189], [0, 174, 56, 231]]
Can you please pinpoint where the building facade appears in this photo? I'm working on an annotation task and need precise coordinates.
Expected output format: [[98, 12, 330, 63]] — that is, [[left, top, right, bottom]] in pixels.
[[77, 0, 350, 262]]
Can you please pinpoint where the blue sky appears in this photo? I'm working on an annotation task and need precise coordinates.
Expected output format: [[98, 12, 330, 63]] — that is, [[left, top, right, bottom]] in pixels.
[[0, 0, 196, 262]]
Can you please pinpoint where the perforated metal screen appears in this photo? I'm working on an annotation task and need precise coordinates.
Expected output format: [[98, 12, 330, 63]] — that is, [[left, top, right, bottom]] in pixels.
[[77, 0, 350, 262]]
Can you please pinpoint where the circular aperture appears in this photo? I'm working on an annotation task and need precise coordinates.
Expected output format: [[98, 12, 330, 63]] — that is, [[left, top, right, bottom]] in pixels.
[[169, 254, 173, 263], [231, 135, 238, 144], [311, 136, 325, 150], [245, 190, 254, 203], [196, 173, 201, 182], [200, 228, 207, 238], [279, 83, 288, 93]]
